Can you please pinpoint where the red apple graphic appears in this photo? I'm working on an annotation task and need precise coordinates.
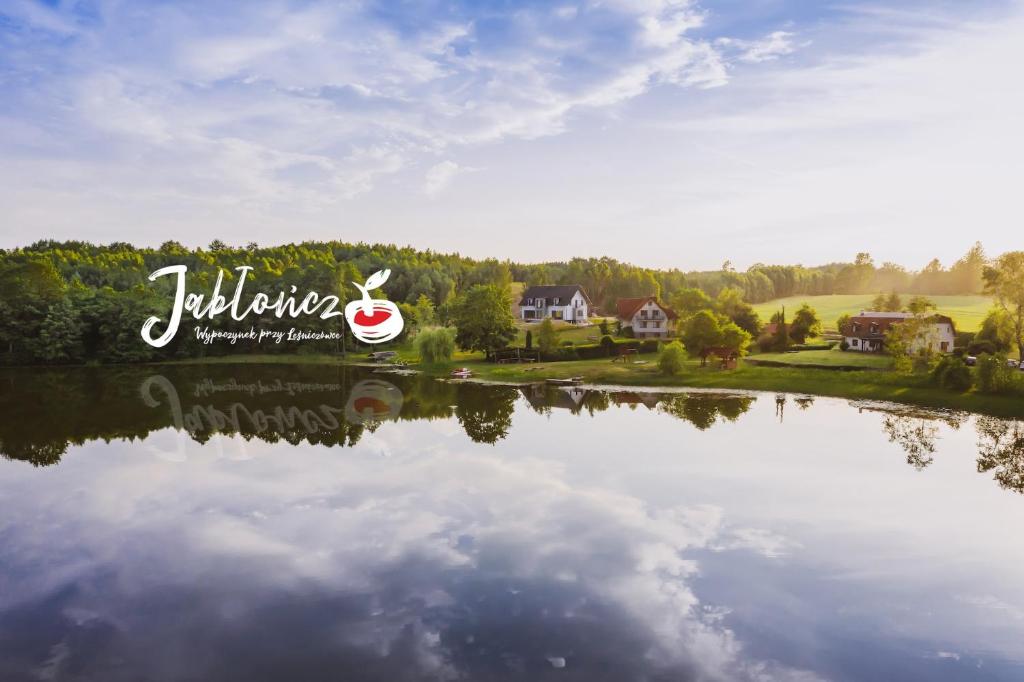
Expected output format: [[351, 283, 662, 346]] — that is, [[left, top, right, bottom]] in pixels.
[[344, 269, 404, 344]]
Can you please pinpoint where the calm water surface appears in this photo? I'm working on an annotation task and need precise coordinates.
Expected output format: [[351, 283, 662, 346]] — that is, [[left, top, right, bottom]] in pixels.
[[1, 365, 1023, 681]]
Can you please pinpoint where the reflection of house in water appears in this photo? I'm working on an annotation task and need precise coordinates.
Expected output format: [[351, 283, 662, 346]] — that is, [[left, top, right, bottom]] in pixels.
[[610, 392, 663, 410], [520, 384, 591, 414]]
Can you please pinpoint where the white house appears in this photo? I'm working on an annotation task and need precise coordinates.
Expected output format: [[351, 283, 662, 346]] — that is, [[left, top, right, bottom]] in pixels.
[[841, 311, 956, 353], [616, 296, 678, 339], [518, 285, 591, 324]]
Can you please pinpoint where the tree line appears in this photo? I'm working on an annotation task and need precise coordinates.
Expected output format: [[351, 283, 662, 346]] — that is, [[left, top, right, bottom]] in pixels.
[[0, 238, 1000, 365]]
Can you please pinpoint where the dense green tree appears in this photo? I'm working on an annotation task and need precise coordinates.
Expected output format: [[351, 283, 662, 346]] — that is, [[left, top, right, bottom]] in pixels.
[[681, 310, 722, 359], [413, 294, 435, 327], [906, 295, 937, 315], [451, 285, 516, 358], [789, 304, 822, 343], [670, 287, 713, 322], [976, 309, 1013, 353], [983, 252, 1024, 360], [719, 322, 752, 356]]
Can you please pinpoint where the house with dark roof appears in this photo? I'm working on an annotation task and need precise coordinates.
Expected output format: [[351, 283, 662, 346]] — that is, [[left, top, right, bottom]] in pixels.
[[518, 285, 591, 324], [616, 296, 677, 339], [841, 311, 956, 353]]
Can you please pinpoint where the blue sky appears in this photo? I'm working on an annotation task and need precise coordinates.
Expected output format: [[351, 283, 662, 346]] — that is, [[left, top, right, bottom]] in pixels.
[[1, 0, 1021, 270]]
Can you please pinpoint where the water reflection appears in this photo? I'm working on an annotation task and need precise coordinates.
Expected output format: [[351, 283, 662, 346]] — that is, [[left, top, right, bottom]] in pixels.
[[1, 366, 1023, 680], [0, 368, 759, 464], [2, 367, 1024, 497], [975, 416, 1024, 494]]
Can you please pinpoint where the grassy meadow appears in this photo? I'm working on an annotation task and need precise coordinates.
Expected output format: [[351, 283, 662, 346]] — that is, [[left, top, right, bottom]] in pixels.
[[752, 294, 993, 332], [748, 348, 893, 370]]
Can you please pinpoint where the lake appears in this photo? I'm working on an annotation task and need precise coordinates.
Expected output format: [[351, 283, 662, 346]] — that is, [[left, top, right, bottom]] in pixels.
[[1, 365, 1022, 681]]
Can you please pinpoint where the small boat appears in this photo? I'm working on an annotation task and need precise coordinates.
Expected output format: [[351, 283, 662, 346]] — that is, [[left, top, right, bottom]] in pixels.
[[450, 368, 473, 378], [546, 377, 583, 386]]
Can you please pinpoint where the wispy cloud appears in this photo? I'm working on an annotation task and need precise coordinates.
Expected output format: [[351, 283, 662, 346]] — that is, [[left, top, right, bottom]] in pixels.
[[423, 160, 467, 197], [0, 0, 796, 246]]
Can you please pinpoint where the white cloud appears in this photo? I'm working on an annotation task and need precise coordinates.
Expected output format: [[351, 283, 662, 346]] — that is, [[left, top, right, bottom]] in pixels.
[[422, 160, 464, 197], [736, 30, 797, 63]]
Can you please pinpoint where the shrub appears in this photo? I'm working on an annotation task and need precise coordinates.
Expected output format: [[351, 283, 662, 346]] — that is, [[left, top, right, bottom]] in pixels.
[[537, 318, 558, 355], [415, 326, 456, 364], [930, 355, 972, 392], [839, 339, 849, 351], [968, 340, 996, 356], [658, 341, 687, 376], [599, 320, 610, 336], [638, 339, 660, 353], [600, 334, 616, 356], [791, 342, 835, 351], [524, 330, 533, 350], [558, 346, 578, 361], [976, 353, 1017, 394]]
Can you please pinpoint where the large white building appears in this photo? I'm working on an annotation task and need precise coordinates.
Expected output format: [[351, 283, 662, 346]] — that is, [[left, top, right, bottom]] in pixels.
[[518, 285, 591, 324], [841, 311, 956, 353]]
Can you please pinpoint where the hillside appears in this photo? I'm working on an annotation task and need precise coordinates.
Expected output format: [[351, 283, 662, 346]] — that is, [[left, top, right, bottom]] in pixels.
[[752, 294, 994, 332]]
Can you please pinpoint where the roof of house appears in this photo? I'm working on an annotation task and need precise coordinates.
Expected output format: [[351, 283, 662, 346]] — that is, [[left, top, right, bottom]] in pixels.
[[615, 296, 678, 321], [841, 312, 955, 338], [519, 285, 591, 306]]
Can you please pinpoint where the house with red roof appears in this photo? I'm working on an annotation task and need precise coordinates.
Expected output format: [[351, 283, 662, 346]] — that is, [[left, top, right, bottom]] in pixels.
[[841, 311, 956, 353], [616, 296, 677, 339]]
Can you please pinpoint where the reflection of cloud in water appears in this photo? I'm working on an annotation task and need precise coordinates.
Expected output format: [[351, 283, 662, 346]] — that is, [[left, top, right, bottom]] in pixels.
[[0, 436, 816, 681]]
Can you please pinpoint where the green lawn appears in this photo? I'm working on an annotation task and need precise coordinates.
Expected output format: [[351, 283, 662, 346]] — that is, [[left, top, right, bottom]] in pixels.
[[749, 348, 893, 369], [513, 318, 615, 346], [752, 294, 994, 332]]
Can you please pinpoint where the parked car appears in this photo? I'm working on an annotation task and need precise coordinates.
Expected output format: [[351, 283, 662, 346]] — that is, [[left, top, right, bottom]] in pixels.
[[965, 355, 977, 366], [1007, 358, 1020, 368]]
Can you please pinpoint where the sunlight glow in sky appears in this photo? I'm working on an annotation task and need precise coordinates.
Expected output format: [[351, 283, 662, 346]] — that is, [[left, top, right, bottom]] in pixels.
[[1, 0, 1021, 270]]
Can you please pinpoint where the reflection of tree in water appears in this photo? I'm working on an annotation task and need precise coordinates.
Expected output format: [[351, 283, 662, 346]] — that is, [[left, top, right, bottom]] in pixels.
[[658, 394, 755, 430], [975, 416, 1024, 494], [0, 439, 67, 467], [454, 384, 518, 444], [880, 411, 965, 471], [794, 397, 815, 410], [882, 415, 940, 470]]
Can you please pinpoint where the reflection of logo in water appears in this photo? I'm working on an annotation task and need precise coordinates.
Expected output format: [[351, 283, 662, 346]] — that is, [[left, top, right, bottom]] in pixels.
[[344, 269, 403, 344], [346, 380, 403, 424]]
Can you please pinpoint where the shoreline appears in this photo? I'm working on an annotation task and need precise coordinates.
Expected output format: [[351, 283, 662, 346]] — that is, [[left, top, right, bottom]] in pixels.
[[5, 352, 1020, 418], [134, 352, 1024, 419]]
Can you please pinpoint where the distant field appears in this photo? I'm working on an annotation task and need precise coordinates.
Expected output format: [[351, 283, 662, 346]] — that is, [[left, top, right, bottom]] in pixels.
[[749, 348, 893, 370], [752, 294, 994, 332]]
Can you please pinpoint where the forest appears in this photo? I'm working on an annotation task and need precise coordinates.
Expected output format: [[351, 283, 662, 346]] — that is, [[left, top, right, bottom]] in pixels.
[[0, 239, 990, 365]]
